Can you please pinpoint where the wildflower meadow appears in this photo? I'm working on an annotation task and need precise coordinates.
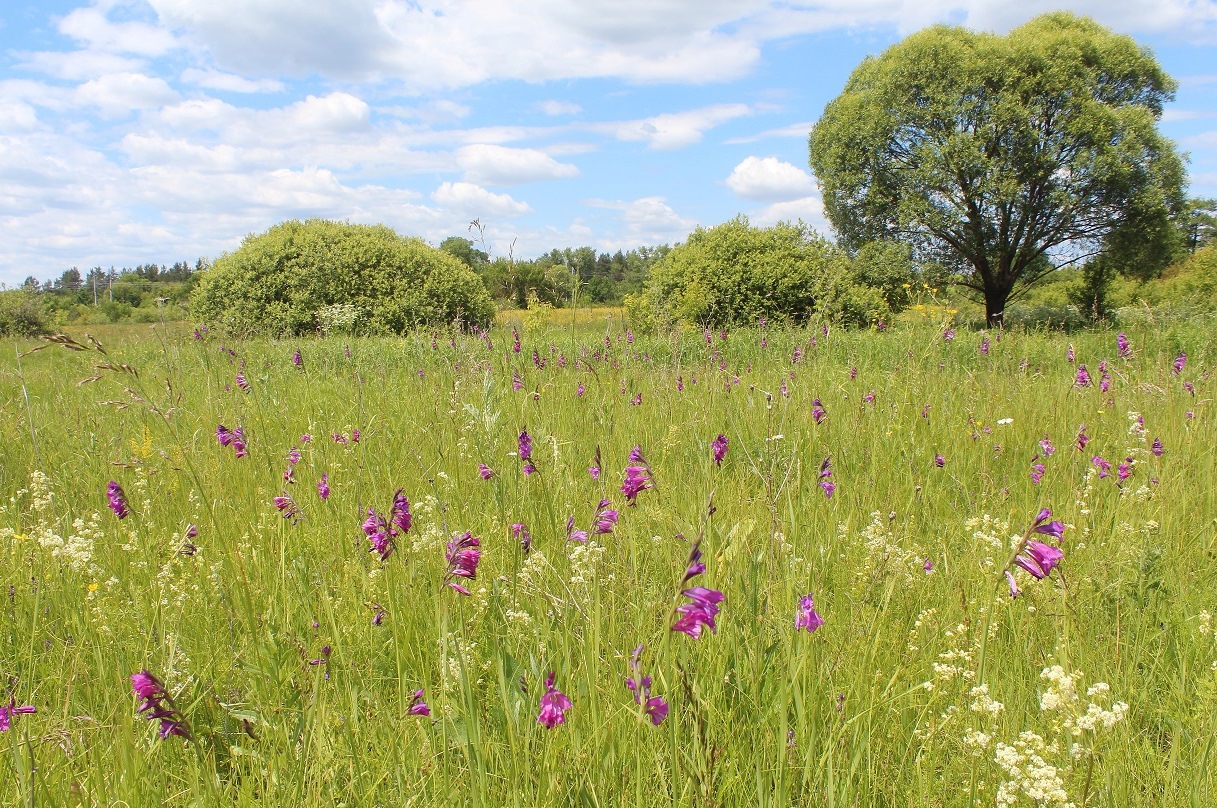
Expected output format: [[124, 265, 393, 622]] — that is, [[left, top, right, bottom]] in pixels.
[[1, 317, 1215, 806]]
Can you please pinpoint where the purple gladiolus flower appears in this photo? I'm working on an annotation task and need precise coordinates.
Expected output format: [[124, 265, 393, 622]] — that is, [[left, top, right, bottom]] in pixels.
[[1015, 541, 1064, 579], [518, 430, 532, 461], [511, 522, 531, 555], [1066, 344, 1075, 363], [592, 499, 618, 535], [671, 586, 725, 639], [566, 513, 589, 543], [818, 456, 835, 498], [407, 688, 431, 717], [621, 465, 652, 505], [1039, 437, 1056, 456], [1151, 438, 1164, 457], [1030, 462, 1046, 485], [538, 672, 571, 729], [812, 398, 827, 424], [1173, 352, 1187, 376], [106, 480, 130, 519], [934, 453, 946, 468], [849, 366, 857, 380], [980, 336, 990, 355], [1118, 457, 1134, 483], [711, 433, 728, 466], [444, 531, 481, 595], [363, 508, 393, 560], [625, 645, 668, 726], [1005, 569, 1022, 598], [1117, 333, 1131, 358], [683, 540, 706, 584], [273, 493, 301, 524], [1031, 508, 1065, 542], [1075, 365, 1091, 387], [235, 372, 250, 392], [317, 473, 330, 501], [478, 463, 495, 480], [1075, 426, 1089, 452], [943, 328, 955, 342], [589, 446, 601, 480], [1092, 456, 1112, 478], [796, 593, 825, 633], [130, 669, 190, 740], [0, 699, 36, 732], [292, 349, 303, 367]]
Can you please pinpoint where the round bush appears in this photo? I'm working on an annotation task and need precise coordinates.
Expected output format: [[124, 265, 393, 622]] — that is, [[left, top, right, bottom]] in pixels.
[[191, 219, 495, 336], [635, 217, 884, 329]]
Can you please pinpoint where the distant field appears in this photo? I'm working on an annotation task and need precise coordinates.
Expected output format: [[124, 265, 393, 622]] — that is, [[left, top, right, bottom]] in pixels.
[[1, 319, 1214, 806]]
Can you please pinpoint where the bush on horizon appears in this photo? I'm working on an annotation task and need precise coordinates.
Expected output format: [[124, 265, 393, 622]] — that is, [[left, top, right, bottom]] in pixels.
[[191, 219, 495, 336]]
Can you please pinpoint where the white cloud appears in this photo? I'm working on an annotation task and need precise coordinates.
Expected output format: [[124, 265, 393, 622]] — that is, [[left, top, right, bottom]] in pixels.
[[612, 104, 754, 150], [180, 68, 285, 94], [15, 49, 146, 80], [748, 196, 831, 234], [588, 196, 698, 243], [456, 144, 580, 184], [725, 121, 814, 145], [432, 181, 532, 218], [58, 6, 178, 56], [74, 73, 179, 115], [726, 156, 816, 201], [0, 101, 38, 133], [537, 100, 583, 116]]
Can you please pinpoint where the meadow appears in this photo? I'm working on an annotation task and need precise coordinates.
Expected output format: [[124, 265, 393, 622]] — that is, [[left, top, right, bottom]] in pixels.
[[1, 314, 1214, 807]]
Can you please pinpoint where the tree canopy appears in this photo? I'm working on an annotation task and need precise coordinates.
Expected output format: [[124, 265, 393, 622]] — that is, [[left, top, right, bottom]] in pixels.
[[809, 12, 1186, 326]]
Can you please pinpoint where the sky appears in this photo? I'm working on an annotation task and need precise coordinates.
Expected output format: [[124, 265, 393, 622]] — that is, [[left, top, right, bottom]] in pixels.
[[1, 0, 1216, 288]]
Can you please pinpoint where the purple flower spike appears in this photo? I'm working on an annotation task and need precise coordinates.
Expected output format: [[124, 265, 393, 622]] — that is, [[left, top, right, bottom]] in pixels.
[[317, 473, 330, 501], [625, 645, 668, 726], [478, 463, 495, 480], [0, 699, 36, 732], [511, 522, 531, 555], [130, 669, 190, 740], [518, 430, 533, 462], [1117, 333, 1131, 358], [235, 372, 250, 392], [1151, 438, 1164, 457], [1014, 541, 1063, 579], [390, 489, 412, 535], [621, 465, 652, 505], [538, 673, 572, 729], [592, 500, 618, 535], [1172, 352, 1187, 376], [1005, 569, 1022, 599], [589, 446, 601, 480], [796, 593, 825, 633], [682, 540, 706, 584], [407, 688, 431, 717], [444, 531, 481, 594], [106, 481, 130, 519], [363, 508, 393, 560], [292, 349, 303, 367], [671, 586, 725, 639], [711, 433, 728, 466], [1075, 365, 1091, 388]]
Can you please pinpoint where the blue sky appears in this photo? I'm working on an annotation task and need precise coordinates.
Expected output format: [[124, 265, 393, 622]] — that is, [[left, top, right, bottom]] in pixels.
[[1, 0, 1215, 288]]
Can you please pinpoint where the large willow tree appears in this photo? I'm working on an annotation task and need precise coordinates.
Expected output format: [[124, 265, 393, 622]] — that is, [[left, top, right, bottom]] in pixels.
[[809, 13, 1185, 326]]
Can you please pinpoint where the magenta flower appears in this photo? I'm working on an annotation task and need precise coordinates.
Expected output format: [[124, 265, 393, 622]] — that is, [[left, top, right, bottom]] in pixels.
[[537, 672, 572, 729], [390, 489, 412, 535], [317, 473, 330, 501], [934, 453, 946, 468], [363, 508, 393, 560], [1075, 365, 1091, 387], [130, 669, 190, 740], [1031, 508, 1065, 542], [672, 586, 725, 639], [588, 446, 601, 480], [1075, 426, 1090, 452], [292, 349, 303, 367], [1030, 461, 1046, 485], [1117, 333, 1131, 358], [0, 699, 36, 732], [943, 327, 955, 342], [1151, 438, 1164, 457], [1066, 344, 1075, 363], [1092, 455, 1112, 478], [407, 688, 431, 717], [1173, 352, 1187, 376], [235, 372, 250, 392], [566, 514, 589, 543], [512, 371, 524, 391], [711, 433, 728, 466], [444, 531, 481, 595], [818, 456, 835, 498], [1005, 569, 1022, 598], [273, 493, 302, 524], [795, 593, 825, 633], [812, 398, 827, 424], [518, 429, 532, 462], [1117, 457, 1134, 483], [1039, 436, 1056, 456], [511, 522, 531, 555], [621, 465, 652, 505], [106, 480, 130, 519], [592, 499, 618, 535], [625, 645, 668, 726], [217, 424, 248, 458], [1015, 541, 1064, 579], [980, 336, 990, 356], [478, 463, 495, 480]]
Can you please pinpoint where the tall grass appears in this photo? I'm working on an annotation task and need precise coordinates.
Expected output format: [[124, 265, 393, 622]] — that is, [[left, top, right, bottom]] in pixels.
[[1, 319, 1214, 806]]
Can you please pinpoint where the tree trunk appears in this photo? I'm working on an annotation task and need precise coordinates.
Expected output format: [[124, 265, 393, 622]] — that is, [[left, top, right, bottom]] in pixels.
[[984, 286, 1009, 328]]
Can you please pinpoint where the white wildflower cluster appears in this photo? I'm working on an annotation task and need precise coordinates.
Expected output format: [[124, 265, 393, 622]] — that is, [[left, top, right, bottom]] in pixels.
[[965, 514, 1010, 568], [438, 631, 483, 694], [969, 684, 1005, 717], [854, 511, 925, 585], [1074, 468, 1097, 519], [770, 531, 804, 566], [568, 539, 606, 587], [994, 731, 1072, 807], [906, 607, 938, 653], [1126, 411, 1147, 438], [409, 499, 444, 555], [931, 642, 976, 683], [962, 727, 993, 756], [1039, 665, 1128, 741]]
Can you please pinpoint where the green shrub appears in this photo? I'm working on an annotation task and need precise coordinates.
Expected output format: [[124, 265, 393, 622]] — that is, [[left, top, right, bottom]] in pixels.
[[191, 219, 495, 336], [633, 217, 883, 329], [0, 290, 50, 337]]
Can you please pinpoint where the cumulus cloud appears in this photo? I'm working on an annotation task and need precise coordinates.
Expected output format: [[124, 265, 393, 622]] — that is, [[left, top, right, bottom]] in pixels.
[[725, 121, 814, 145], [612, 104, 754, 150], [432, 182, 532, 218], [456, 144, 580, 184], [180, 68, 285, 93], [537, 100, 583, 116], [58, 6, 178, 56], [748, 196, 832, 234], [15, 49, 146, 80], [74, 73, 179, 115], [726, 156, 816, 201], [588, 196, 698, 244]]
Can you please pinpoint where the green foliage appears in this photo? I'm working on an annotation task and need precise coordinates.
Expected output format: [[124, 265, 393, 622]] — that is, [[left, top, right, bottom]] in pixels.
[[635, 216, 881, 328], [1141, 245, 1217, 314], [852, 240, 915, 313], [809, 12, 1186, 326], [192, 219, 495, 336], [0, 289, 50, 337]]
